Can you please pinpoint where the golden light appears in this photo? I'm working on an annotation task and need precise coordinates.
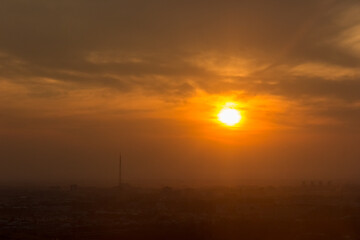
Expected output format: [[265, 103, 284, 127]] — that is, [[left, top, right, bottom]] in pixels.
[[218, 106, 242, 126]]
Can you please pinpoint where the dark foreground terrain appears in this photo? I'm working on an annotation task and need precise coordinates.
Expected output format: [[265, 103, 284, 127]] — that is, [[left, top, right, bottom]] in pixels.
[[1, 184, 360, 240]]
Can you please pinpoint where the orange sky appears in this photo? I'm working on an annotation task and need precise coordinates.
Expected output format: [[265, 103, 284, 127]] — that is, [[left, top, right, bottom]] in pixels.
[[0, 0, 360, 186]]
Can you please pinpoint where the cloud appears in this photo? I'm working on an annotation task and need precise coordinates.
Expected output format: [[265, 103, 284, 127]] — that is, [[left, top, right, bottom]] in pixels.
[[0, 0, 360, 127], [2, 1, 360, 183], [335, 3, 360, 58], [290, 62, 360, 80]]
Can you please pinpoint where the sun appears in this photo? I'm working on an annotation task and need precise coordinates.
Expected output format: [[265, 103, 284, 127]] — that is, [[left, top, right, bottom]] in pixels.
[[218, 107, 242, 126]]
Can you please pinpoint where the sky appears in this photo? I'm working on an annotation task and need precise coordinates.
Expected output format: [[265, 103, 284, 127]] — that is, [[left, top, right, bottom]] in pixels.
[[1, 0, 360, 186]]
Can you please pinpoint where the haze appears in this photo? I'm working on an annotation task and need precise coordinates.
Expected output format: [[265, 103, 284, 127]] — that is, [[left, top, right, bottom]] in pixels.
[[1, 0, 360, 186]]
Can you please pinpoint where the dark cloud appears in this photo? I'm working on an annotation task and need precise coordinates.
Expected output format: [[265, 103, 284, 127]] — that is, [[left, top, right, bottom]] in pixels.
[[1, 0, 359, 120], [0, 0, 359, 96]]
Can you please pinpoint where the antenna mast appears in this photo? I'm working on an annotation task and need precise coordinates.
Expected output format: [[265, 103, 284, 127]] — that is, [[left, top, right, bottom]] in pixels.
[[118, 153, 122, 188]]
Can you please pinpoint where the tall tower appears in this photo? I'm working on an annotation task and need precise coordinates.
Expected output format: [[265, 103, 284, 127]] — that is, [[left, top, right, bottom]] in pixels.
[[118, 153, 122, 188]]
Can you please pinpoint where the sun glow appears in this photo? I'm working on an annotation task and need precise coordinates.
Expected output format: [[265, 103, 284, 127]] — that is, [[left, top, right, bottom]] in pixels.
[[218, 106, 242, 126]]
